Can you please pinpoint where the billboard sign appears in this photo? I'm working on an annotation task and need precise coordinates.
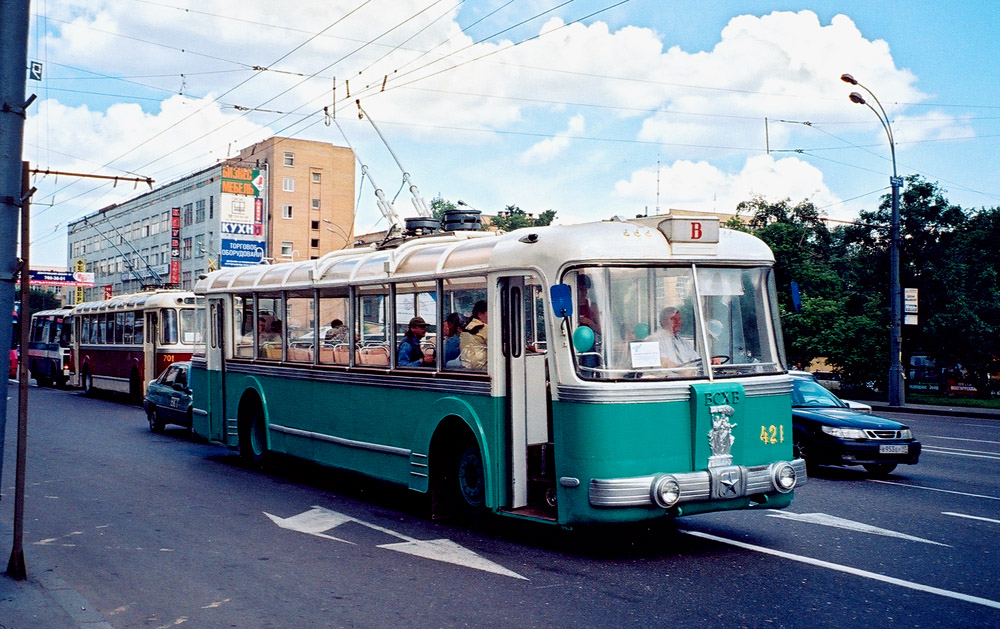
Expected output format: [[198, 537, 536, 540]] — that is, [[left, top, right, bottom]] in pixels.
[[28, 270, 95, 287], [220, 239, 265, 267]]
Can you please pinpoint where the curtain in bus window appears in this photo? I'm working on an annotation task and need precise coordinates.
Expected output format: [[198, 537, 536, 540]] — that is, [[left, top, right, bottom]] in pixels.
[[133, 312, 144, 346], [285, 292, 314, 363], [82, 317, 91, 345]]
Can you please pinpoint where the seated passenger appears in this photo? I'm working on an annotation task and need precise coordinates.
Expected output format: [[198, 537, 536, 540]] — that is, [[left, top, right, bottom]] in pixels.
[[325, 318, 347, 344], [443, 312, 463, 366], [647, 307, 699, 367], [459, 300, 488, 370], [398, 316, 434, 367]]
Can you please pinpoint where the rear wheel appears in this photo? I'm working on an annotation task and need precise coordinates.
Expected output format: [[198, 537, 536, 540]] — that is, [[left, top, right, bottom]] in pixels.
[[147, 406, 165, 433], [862, 463, 897, 476], [239, 401, 268, 467]]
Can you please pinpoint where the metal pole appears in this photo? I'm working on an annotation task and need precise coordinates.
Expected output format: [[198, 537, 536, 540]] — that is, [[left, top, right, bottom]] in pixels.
[[843, 74, 905, 406], [7, 161, 30, 579], [0, 0, 33, 496]]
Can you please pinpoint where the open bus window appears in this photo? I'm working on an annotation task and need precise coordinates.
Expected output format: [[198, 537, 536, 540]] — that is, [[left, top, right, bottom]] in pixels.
[[569, 266, 784, 380]]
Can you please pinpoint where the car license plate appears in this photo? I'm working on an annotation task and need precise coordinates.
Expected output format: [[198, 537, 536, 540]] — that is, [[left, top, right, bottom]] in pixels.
[[879, 444, 908, 454]]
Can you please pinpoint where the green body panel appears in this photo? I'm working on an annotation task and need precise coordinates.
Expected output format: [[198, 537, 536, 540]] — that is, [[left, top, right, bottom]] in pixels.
[[552, 389, 793, 525], [193, 361, 795, 525]]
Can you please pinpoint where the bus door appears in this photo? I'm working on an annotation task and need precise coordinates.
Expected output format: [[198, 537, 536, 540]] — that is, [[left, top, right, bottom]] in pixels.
[[500, 275, 553, 514], [205, 298, 227, 443], [144, 311, 158, 385]]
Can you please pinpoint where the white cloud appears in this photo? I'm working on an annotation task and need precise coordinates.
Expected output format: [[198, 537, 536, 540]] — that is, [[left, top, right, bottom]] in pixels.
[[520, 114, 585, 163], [614, 154, 844, 219]]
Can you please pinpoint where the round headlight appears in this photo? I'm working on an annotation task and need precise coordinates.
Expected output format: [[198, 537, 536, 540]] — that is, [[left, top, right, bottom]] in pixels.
[[651, 475, 681, 508], [772, 462, 796, 493]]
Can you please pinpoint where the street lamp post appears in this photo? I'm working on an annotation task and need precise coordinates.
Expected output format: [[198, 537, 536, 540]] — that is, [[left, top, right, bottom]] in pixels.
[[842, 73, 904, 406]]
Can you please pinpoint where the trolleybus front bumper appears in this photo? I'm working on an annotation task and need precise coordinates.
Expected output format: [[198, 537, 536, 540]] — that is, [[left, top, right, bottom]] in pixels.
[[587, 459, 806, 509]]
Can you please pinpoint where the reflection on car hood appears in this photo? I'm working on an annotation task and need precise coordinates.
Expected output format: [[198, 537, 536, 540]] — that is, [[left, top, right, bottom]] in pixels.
[[792, 406, 906, 429]]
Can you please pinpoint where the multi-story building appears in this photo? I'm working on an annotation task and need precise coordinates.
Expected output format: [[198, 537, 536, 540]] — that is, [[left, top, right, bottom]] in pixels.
[[67, 137, 355, 301]]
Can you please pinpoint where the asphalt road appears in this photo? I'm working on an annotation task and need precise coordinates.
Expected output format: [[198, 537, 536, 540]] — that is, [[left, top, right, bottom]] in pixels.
[[2, 386, 999, 628]]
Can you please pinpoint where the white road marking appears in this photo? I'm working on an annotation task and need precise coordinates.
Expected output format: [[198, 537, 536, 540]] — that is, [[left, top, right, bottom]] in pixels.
[[681, 529, 1000, 610], [927, 435, 1000, 445], [765, 511, 949, 546], [264, 506, 527, 580], [942, 512, 1000, 525], [870, 479, 1000, 501], [921, 447, 1000, 460]]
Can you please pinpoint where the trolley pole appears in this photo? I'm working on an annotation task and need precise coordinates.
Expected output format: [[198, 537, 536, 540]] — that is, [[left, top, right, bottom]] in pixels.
[[0, 0, 32, 500]]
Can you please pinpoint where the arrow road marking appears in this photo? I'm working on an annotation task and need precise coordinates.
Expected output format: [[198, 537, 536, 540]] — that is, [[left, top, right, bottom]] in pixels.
[[766, 511, 950, 546], [264, 506, 527, 580]]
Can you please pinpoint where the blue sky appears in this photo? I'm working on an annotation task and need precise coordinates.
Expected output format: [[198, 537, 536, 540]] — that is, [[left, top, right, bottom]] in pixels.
[[23, 0, 1000, 265]]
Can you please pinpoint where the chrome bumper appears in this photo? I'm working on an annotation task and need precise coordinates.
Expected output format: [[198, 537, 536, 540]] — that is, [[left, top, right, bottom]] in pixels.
[[589, 459, 807, 507]]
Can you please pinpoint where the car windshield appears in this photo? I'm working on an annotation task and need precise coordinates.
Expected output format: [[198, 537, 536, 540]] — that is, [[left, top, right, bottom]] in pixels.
[[792, 378, 847, 408]]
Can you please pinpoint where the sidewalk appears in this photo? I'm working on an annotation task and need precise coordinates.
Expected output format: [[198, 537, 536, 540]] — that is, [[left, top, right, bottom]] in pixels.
[[0, 528, 112, 628], [867, 400, 1000, 420]]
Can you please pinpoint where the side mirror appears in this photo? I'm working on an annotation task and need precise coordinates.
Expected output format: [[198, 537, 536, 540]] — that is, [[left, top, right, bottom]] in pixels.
[[550, 284, 573, 318]]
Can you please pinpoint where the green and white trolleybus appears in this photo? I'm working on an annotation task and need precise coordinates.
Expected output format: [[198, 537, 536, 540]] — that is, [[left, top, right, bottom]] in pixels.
[[190, 213, 805, 525]]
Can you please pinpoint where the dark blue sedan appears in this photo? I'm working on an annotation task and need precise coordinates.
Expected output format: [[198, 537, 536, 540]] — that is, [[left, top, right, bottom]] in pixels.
[[791, 372, 920, 476], [143, 361, 192, 433]]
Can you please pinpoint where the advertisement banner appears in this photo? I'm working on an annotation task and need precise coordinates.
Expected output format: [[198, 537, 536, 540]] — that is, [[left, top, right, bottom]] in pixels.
[[220, 238, 265, 267], [28, 270, 95, 287]]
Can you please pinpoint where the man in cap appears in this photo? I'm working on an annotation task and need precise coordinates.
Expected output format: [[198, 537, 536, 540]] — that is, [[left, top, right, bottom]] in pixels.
[[398, 316, 434, 367]]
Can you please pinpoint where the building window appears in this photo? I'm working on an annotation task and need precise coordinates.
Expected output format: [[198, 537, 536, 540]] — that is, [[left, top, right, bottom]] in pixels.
[[281, 241, 293, 257], [182, 271, 192, 290], [311, 220, 319, 230], [183, 203, 194, 226], [311, 238, 319, 249], [311, 198, 320, 210], [282, 204, 293, 219], [283, 152, 294, 167], [209, 195, 214, 219], [283, 177, 294, 192], [195, 199, 206, 223], [311, 172, 321, 183], [182, 237, 193, 260]]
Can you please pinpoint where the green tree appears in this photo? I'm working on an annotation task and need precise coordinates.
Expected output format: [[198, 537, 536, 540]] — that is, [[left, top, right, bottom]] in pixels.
[[490, 205, 556, 232], [430, 196, 457, 223]]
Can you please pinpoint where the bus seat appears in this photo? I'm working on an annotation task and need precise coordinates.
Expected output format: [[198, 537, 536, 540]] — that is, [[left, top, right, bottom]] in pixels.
[[262, 346, 282, 359], [333, 344, 352, 365], [360, 345, 389, 366], [319, 347, 336, 364], [287, 347, 311, 362]]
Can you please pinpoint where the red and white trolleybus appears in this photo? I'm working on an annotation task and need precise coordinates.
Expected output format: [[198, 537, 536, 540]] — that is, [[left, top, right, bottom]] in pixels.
[[71, 289, 200, 399]]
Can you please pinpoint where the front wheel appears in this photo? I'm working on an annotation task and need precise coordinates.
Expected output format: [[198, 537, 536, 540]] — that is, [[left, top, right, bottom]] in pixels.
[[862, 463, 897, 476], [455, 443, 486, 512], [147, 406, 165, 433]]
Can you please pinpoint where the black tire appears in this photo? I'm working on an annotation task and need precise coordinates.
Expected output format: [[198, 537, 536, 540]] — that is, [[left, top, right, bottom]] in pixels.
[[454, 442, 486, 512], [239, 402, 268, 467], [862, 463, 897, 476], [793, 430, 817, 474], [147, 406, 165, 433]]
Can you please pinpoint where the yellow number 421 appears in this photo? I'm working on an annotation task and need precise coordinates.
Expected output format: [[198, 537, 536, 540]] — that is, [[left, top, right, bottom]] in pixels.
[[759, 425, 784, 444]]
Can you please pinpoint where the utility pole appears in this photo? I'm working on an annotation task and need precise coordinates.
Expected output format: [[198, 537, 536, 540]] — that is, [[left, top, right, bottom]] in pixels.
[[0, 0, 32, 579]]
